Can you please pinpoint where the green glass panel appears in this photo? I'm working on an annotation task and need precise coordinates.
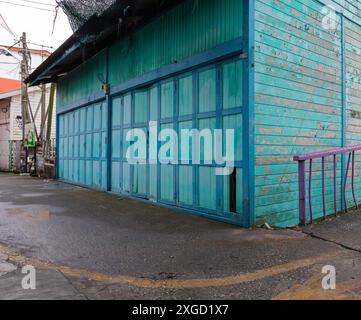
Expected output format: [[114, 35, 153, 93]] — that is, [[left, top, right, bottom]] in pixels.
[[112, 97, 122, 127], [59, 138, 64, 159], [179, 121, 193, 163], [161, 164, 174, 202], [133, 164, 147, 195], [223, 60, 243, 109], [199, 68, 216, 113], [68, 160, 73, 181], [101, 132, 107, 158], [80, 108, 86, 132], [179, 165, 193, 205], [94, 104, 102, 130], [101, 103, 107, 130], [86, 107, 93, 131], [159, 123, 174, 163], [150, 86, 158, 121], [74, 160, 79, 183], [112, 130, 121, 159], [199, 117, 216, 162], [63, 137, 68, 158], [74, 135, 79, 157], [101, 161, 107, 190], [111, 161, 120, 191], [223, 114, 242, 161], [93, 161, 101, 187], [86, 161, 92, 185], [59, 116, 64, 137], [93, 132, 100, 158], [64, 114, 68, 135], [79, 160, 86, 184], [74, 111, 80, 134], [123, 94, 132, 125], [123, 129, 131, 158], [69, 112, 74, 135], [134, 90, 149, 124], [199, 166, 217, 210], [86, 134, 92, 158], [161, 81, 174, 119], [122, 162, 131, 193], [149, 164, 157, 201], [179, 75, 193, 116], [63, 159, 68, 180], [79, 135, 85, 158], [68, 137, 74, 157]]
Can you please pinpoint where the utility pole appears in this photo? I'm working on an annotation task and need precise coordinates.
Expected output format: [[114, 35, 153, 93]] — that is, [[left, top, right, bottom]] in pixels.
[[41, 45, 46, 144], [20, 32, 29, 172], [20, 32, 29, 142]]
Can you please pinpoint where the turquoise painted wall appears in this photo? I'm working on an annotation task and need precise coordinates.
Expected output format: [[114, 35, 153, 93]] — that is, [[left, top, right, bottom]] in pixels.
[[57, 50, 106, 109], [345, 17, 361, 213], [254, 0, 361, 227], [57, 0, 244, 110]]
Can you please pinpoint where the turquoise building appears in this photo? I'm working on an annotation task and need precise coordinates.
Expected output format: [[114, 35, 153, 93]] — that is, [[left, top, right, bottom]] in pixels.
[[27, 0, 361, 227]]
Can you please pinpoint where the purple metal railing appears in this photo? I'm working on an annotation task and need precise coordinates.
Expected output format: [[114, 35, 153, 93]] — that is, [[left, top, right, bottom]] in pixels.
[[294, 145, 361, 225]]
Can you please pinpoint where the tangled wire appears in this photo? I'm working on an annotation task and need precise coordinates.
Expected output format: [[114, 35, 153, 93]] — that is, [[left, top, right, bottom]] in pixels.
[[55, 0, 117, 31]]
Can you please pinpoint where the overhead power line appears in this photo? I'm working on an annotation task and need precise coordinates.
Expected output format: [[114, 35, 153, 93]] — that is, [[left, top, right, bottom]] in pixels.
[[28, 42, 55, 50], [0, 0, 62, 13], [0, 12, 16, 38], [21, 0, 55, 7]]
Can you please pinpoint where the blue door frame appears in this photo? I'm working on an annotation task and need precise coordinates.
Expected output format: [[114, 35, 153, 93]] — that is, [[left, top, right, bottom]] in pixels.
[[56, 0, 255, 227]]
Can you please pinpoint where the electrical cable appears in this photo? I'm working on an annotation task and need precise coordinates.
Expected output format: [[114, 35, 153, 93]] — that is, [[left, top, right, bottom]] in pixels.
[[0, 0, 60, 13]]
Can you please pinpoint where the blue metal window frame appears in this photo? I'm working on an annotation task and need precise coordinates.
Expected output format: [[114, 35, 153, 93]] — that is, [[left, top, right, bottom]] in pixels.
[[56, 0, 256, 227], [58, 101, 107, 190], [107, 56, 248, 225]]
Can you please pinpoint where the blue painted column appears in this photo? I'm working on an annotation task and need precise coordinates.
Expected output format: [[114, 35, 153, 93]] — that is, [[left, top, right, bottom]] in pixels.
[[242, 0, 255, 227], [55, 112, 60, 179], [105, 48, 112, 192]]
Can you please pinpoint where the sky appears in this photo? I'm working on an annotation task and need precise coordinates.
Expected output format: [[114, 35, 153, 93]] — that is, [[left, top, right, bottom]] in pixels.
[[0, 0, 72, 51]]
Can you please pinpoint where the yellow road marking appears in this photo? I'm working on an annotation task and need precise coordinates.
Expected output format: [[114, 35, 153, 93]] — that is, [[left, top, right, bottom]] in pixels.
[[273, 274, 361, 300], [0, 243, 335, 289]]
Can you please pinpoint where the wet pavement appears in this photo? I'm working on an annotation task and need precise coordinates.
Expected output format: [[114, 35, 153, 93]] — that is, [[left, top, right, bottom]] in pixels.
[[1, 173, 361, 300]]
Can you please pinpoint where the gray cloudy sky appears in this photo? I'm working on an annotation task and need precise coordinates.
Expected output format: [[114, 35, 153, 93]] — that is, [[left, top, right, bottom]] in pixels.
[[0, 0, 72, 50]]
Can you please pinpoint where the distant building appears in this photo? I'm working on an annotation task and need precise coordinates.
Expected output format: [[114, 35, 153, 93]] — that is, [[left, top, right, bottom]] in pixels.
[[0, 45, 50, 80], [0, 85, 56, 171], [0, 46, 54, 172]]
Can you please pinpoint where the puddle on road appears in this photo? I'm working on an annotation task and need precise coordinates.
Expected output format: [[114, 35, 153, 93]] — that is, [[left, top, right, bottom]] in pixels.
[[4, 207, 51, 221], [19, 193, 54, 198]]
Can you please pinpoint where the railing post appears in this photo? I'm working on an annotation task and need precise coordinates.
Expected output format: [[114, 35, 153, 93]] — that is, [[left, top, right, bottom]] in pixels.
[[298, 160, 307, 225]]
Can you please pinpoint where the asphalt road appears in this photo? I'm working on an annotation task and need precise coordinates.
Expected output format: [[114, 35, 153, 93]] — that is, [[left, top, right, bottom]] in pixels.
[[1, 173, 361, 300]]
